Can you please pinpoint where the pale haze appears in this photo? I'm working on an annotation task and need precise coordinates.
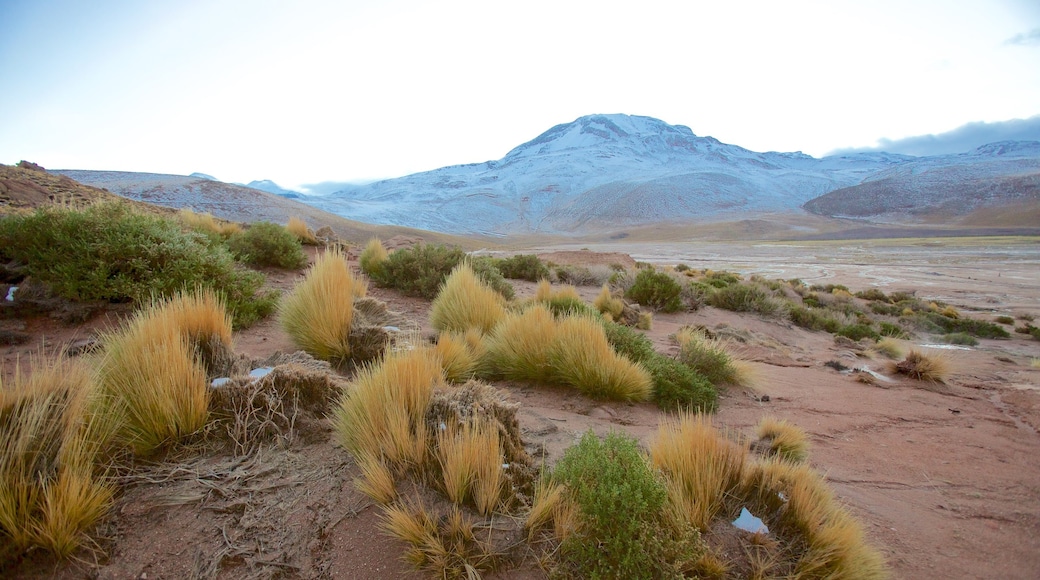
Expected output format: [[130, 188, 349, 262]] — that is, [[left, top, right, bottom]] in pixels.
[[1, 0, 1038, 191]]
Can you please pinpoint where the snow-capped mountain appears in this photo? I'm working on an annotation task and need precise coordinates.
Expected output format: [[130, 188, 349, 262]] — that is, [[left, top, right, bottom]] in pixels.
[[244, 179, 304, 198], [303, 114, 914, 235]]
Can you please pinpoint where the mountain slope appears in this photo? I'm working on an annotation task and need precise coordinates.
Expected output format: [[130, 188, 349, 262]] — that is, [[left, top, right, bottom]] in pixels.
[[803, 141, 1040, 223], [306, 114, 909, 235]]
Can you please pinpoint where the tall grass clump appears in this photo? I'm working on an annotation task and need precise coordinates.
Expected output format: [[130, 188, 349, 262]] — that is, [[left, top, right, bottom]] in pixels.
[[548, 431, 703, 578], [650, 413, 747, 531], [754, 417, 810, 462], [0, 201, 274, 328], [433, 331, 479, 383], [97, 292, 223, 455], [359, 237, 389, 278], [279, 248, 367, 363], [890, 349, 950, 383], [625, 268, 684, 312], [676, 328, 754, 388], [533, 280, 594, 317], [227, 221, 308, 269], [381, 501, 497, 577], [430, 263, 506, 335], [871, 337, 905, 359], [332, 347, 442, 469], [177, 208, 241, 238], [286, 216, 318, 245], [481, 305, 557, 384], [0, 356, 114, 562], [436, 419, 506, 515], [549, 315, 652, 401], [593, 283, 624, 320]]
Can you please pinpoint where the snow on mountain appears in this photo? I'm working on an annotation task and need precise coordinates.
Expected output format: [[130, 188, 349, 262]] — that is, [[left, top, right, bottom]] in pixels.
[[245, 179, 303, 198], [302, 114, 913, 235]]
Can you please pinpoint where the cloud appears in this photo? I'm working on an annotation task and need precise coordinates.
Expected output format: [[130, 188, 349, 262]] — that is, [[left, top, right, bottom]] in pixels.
[[1004, 28, 1040, 46], [828, 116, 1040, 157]]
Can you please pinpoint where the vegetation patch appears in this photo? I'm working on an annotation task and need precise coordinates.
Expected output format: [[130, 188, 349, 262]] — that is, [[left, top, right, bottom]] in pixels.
[[228, 221, 308, 269], [430, 263, 506, 335], [496, 254, 550, 282], [625, 268, 685, 312]]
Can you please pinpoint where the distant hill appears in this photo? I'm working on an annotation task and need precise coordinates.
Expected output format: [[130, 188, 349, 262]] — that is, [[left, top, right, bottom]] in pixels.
[[304, 114, 910, 235], [244, 179, 304, 198], [0, 161, 162, 215], [803, 141, 1040, 225]]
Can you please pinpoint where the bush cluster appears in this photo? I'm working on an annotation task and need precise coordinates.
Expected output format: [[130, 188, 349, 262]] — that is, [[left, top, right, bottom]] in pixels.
[[625, 269, 684, 312], [496, 254, 550, 282], [368, 243, 513, 300], [227, 221, 308, 269]]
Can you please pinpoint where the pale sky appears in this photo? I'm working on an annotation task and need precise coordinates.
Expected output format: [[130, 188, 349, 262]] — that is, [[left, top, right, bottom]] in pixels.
[[2, 0, 1038, 190]]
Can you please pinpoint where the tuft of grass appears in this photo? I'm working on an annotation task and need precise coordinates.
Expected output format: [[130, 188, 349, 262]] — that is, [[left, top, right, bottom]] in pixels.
[[332, 347, 441, 468], [534, 282, 594, 318], [177, 208, 241, 238], [1, 355, 114, 562], [481, 305, 558, 384], [279, 248, 367, 363], [355, 454, 397, 505], [286, 216, 318, 245], [381, 502, 496, 577], [872, 337, 905, 359], [227, 221, 308, 269], [550, 430, 703, 578], [436, 419, 506, 515], [1031, 358, 1040, 369], [890, 349, 950, 383], [525, 478, 565, 541], [636, 311, 653, 330], [593, 283, 624, 320], [755, 417, 810, 462], [359, 237, 389, 278], [433, 332, 479, 383], [430, 263, 506, 335], [676, 328, 753, 388], [625, 268, 684, 312], [650, 413, 747, 531], [549, 316, 652, 401]]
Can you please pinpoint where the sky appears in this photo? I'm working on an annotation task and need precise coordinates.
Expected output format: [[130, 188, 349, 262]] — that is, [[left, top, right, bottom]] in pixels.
[[1, 0, 1039, 191]]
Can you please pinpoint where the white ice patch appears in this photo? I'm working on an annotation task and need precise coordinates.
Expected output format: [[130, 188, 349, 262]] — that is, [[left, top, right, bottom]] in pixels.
[[732, 507, 769, 534], [5, 286, 16, 302], [249, 367, 274, 379], [211, 377, 231, 388], [918, 344, 972, 351]]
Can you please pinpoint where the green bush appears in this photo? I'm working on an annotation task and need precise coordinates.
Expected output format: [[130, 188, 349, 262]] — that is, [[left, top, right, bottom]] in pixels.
[[879, 321, 908, 338], [870, 302, 903, 316], [626, 269, 684, 313], [469, 256, 515, 300], [551, 431, 702, 578], [995, 315, 1015, 325], [941, 332, 979, 346], [369, 243, 465, 299], [836, 324, 880, 342], [706, 282, 782, 317], [788, 305, 841, 333], [0, 202, 276, 328], [497, 254, 550, 282], [855, 288, 891, 302], [702, 270, 741, 288], [643, 355, 717, 413], [227, 221, 307, 269], [916, 312, 1010, 339]]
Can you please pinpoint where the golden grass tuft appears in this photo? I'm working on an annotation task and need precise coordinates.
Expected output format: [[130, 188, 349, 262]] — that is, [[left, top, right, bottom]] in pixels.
[[755, 417, 810, 462], [549, 315, 652, 401], [1032, 358, 1040, 369], [437, 419, 506, 515], [534, 279, 553, 302], [359, 237, 389, 276], [1, 355, 113, 559], [434, 332, 478, 383], [593, 284, 624, 319], [355, 454, 397, 505], [430, 263, 507, 335], [332, 347, 442, 468], [525, 479, 565, 540], [637, 311, 653, 330], [890, 349, 950, 383], [177, 208, 241, 237], [482, 305, 557, 384], [279, 248, 367, 363], [381, 501, 495, 577], [872, 337, 905, 359], [286, 216, 318, 244], [650, 413, 747, 531]]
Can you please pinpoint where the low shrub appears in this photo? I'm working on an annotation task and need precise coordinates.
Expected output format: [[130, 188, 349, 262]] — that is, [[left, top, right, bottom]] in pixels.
[[706, 282, 783, 317], [497, 254, 550, 282], [554, 264, 611, 287], [676, 328, 747, 387], [625, 269, 684, 312], [642, 355, 717, 413], [430, 263, 506, 335], [855, 288, 891, 302], [789, 305, 841, 333], [370, 243, 465, 299], [878, 321, 908, 338], [550, 431, 702, 578], [468, 256, 514, 300], [286, 216, 318, 245], [0, 202, 275, 328], [228, 221, 308, 269], [836, 323, 880, 342], [916, 312, 1010, 339], [995, 315, 1014, 325], [941, 332, 979, 346]]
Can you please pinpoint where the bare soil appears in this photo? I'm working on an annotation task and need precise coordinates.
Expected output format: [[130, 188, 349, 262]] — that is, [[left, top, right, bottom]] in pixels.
[[4, 242, 1040, 579]]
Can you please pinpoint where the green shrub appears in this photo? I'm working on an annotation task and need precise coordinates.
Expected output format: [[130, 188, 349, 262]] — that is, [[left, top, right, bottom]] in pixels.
[[626, 269, 684, 312], [677, 330, 740, 386], [551, 431, 702, 578], [878, 321, 908, 338], [554, 264, 607, 286], [789, 305, 841, 333], [643, 356, 717, 413], [855, 288, 890, 302], [227, 221, 307, 269], [369, 243, 466, 299], [941, 332, 979, 346], [468, 256, 514, 300], [916, 312, 1010, 339], [706, 282, 783, 317], [702, 270, 741, 288], [0, 202, 275, 328], [497, 254, 550, 282], [835, 324, 880, 342], [601, 320, 657, 364], [870, 302, 903, 316], [994, 315, 1014, 325]]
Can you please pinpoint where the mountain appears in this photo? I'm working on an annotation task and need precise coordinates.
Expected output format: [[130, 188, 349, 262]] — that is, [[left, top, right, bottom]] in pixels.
[[304, 114, 914, 235], [245, 179, 304, 198], [804, 141, 1040, 224]]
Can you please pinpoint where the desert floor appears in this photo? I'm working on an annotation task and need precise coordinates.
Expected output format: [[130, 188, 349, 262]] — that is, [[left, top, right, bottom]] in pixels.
[[4, 237, 1040, 579]]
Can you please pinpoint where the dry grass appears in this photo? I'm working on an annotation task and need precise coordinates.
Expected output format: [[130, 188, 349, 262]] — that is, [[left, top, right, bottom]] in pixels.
[[381, 501, 496, 577], [637, 311, 654, 330], [1032, 358, 1040, 369], [534, 279, 553, 302], [437, 419, 506, 515], [549, 315, 652, 401], [525, 479, 565, 540], [286, 216, 318, 244], [279, 248, 367, 363], [872, 337, 905, 359], [650, 413, 747, 531], [430, 263, 507, 335], [177, 208, 241, 237], [1, 355, 113, 561], [754, 417, 810, 463], [593, 284, 624, 319], [355, 454, 397, 505], [482, 305, 557, 384], [434, 332, 479, 383], [890, 349, 950, 383], [332, 347, 442, 469], [676, 328, 756, 388], [359, 237, 389, 276]]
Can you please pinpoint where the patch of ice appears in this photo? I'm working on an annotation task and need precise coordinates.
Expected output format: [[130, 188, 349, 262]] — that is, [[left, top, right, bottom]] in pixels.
[[249, 367, 274, 379], [918, 344, 972, 351], [211, 377, 231, 388], [382, 326, 401, 332], [856, 367, 894, 383], [732, 507, 769, 534], [5, 286, 16, 301]]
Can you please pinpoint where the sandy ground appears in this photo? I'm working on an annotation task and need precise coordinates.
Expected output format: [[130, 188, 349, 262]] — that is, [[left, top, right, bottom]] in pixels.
[[3, 241, 1040, 579]]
